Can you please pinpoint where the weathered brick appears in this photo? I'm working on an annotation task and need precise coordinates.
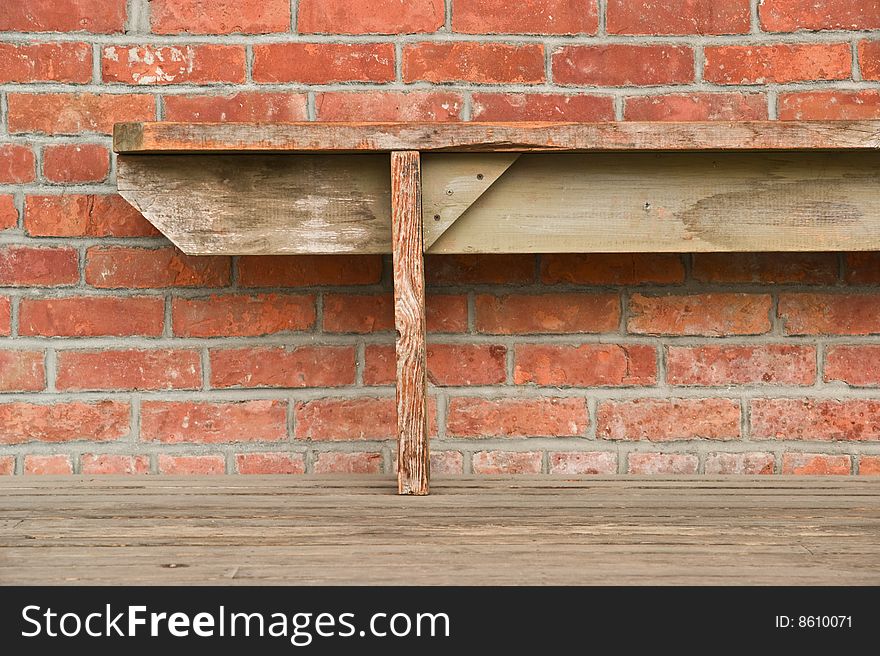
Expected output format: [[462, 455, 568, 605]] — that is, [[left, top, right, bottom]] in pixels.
[[779, 90, 880, 120], [0, 144, 35, 183], [628, 293, 772, 336], [85, 246, 231, 289], [0, 42, 92, 83], [540, 254, 684, 285], [323, 293, 467, 334], [826, 345, 880, 386], [163, 92, 308, 122], [0, 456, 14, 475], [102, 44, 246, 84], [151, 0, 291, 34], [20, 296, 165, 337], [598, 398, 741, 441], [476, 293, 620, 334], [43, 144, 110, 183], [760, 0, 880, 32], [782, 453, 851, 475], [237, 254, 382, 287], [751, 399, 880, 441], [859, 40, 880, 80], [56, 349, 202, 391], [235, 452, 306, 474], [703, 43, 851, 84], [608, 0, 750, 34], [667, 345, 816, 386], [624, 93, 768, 120], [0, 350, 46, 392], [447, 397, 587, 438], [779, 294, 880, 335], [426, 254, 535, 286], [471, 93, 614, 121], [0, 297, 10, 336], [172, 294, 315, 337], [845, 253, 880, 284], [0, 0, 127, 33], [81, 454, 150, 475], [859, 456, 880, 475], [299, 0, 443, 34], [295, 397, 437, 440], [429, 451, 464, 475], [25, 194, 158, 237], [8, 93, 155, 134], [627, 452, 699, 475], [0, 246, 79, 286], [253, 43, 395, 83], [210, 346, 356, 388], [404, 42, 545, 83], [142, 400, 287, 444], [549, 451, 617, 475], [24, 455, 73, 475], [514, 344, 656, 387], [364, 343, 507, 386], [0, 401, 129, 445], [552, 45, 694, 86], [453, 0, 597, 34], [472, 450, 543, 474], [692, 253, 838, 284], [158, 454, 225, 475], [705, 452, 775, 475], [313, 451, 383, 474], [316, 91, 462, 121], [0, 196, 16, 231]]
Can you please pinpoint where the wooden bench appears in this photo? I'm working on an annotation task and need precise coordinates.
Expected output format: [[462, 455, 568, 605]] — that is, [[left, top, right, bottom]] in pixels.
[[113, 120, 880, 495]]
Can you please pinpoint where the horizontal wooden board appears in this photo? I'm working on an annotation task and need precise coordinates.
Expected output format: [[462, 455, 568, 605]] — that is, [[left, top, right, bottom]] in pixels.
[[114, 121, 880, 154]]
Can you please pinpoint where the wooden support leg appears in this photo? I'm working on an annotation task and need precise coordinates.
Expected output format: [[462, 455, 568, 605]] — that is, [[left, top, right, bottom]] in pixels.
[[391, 151, 429, 495]]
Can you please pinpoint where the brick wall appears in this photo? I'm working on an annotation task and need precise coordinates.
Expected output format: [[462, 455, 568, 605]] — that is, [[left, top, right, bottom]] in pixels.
[[1, 0, 880, 476]]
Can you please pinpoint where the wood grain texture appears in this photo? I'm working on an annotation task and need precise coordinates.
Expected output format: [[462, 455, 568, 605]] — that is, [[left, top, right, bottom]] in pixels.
[[114, 121, 880, 154], [429, 152, 880, 253], [391, 151, 429, 495]]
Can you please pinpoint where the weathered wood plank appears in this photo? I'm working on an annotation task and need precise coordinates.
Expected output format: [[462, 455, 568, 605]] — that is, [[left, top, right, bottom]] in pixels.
[[391, 151, 429, 495], [114, 121, 880, 154]]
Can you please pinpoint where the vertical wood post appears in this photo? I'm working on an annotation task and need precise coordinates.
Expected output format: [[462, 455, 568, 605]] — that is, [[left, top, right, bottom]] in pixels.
[[391, 150, 429, 495]]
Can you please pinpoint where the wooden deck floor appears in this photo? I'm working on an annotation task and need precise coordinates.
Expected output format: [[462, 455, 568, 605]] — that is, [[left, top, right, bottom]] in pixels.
[[1, 476, 878, 585]]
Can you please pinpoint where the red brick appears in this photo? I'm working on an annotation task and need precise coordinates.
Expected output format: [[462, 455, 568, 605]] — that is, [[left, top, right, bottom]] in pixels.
[[429, 451, 463, 475], [693, 253, 838, 285], [782, 453, 851, 475], [85, 246, 231, 289], [364, 343, 507, 386], [0, 0, 127, 33], [295, 397, 437, 440], [760, 0, 880, 31], [448, 397, 587, 438], [0, 350, 45, 392], [238, 254, 382, 287], [210, 346, 355, 388], [8, 93, 155, 135], [704, 43, 851, 84], [25, 194, 158, 237], [235, 452, 305, 474], [43, 144, 110, 183], [151, 0, 291, 34], [426, 254, 535, 286], [514, 344, 656, 387], [102, 44, 245, 84], [20, 296, 164, 337], [404, 42, 545, 83], [779, 294, 880, 336], [0, 401, 129, 445], [473, 450, 543, 474], [608, 0, 750, 34], [316, 91, 462, 121], [0, 456, 13, 475], [624, 93, 768, 120], [172, 294, 315, 337], [299, 0, 443, 34], [476, 293, 620, 334], [705, 452, 775, 475], [826, 345, 880, 386], [163, 92, 308, 122], [541, 254, 684, 285], [845, 253, 880, 284], [859, 456, 880, 475], [0, 297, 10, 336], [81, 454, 150, 475], [158, 454, 225, 475], [627, 452, 698, 475], [24, 455, 72, 475], [0, 42, 92, 83], [667, 345, 816, 386], [0, 196, 16, 231], [0, 144, 35, 183], [313, 451, 383, 474], [0, 246, 78, 286], [472, 93, 614, 121], [599, 398, 740, 441], [453, 0, 597, 34], [323, 293, 467, 334], [860, 40, 880, 80], [549, 451, 617, 475], [142, 400, 287, 444], [253, 43, 395, 83], [628, 293, 772, 336], [779, 90, 880, 120], [56, 349, 202, 391], [552, 45, 694, 86], [752, 399, 880, 441]]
